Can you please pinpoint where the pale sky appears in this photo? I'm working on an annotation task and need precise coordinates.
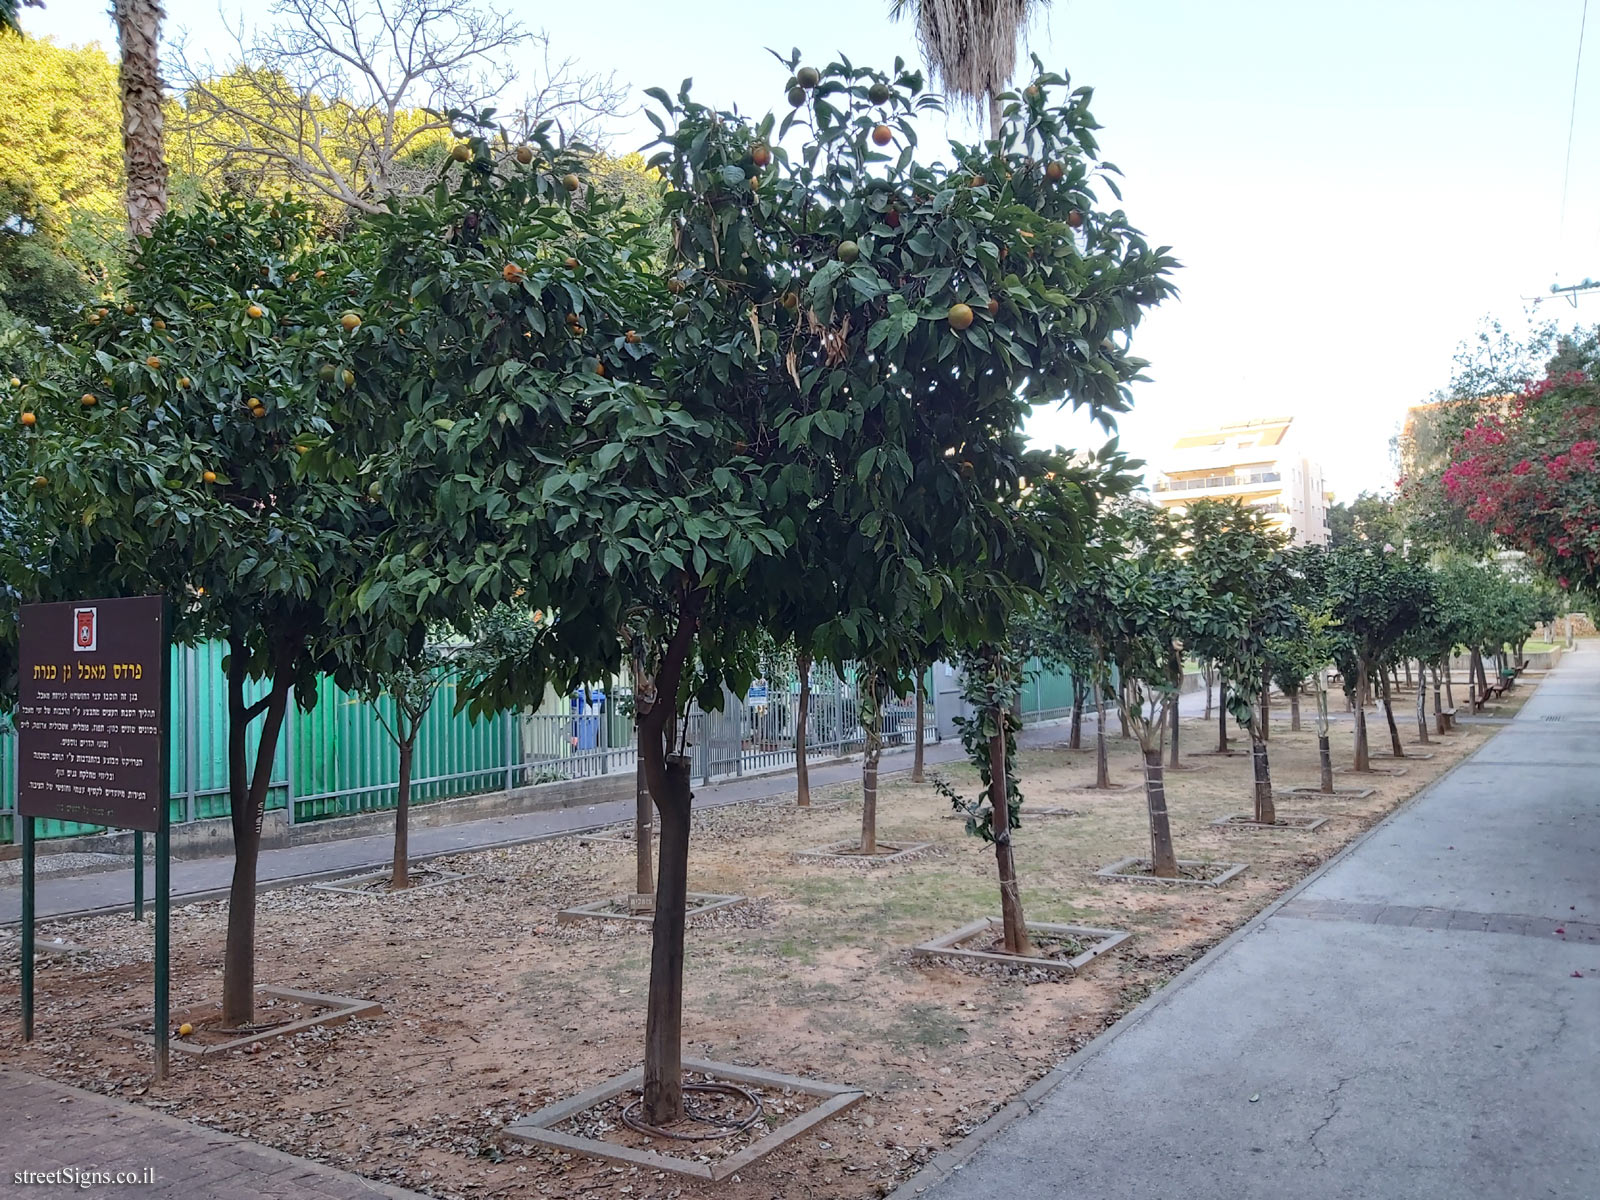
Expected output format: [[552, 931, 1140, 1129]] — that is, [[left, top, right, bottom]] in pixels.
[[22, 0, 1600, 498]]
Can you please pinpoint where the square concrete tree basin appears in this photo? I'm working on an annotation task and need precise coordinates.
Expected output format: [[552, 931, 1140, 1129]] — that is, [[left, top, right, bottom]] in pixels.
[[1097, 857, 1249, 887], [1060, 781, 1141, 794], [504, 1058, 864, 1181], [1372, 751, 1436, 761], [311, 866, 470, 896], [1337, 765, 1409, 777], [556, 892, 746, 926], [118, 985, 382, 1056], [1212, 813, 1331, 833], [1278, 785, 1376, 799], [791, 840, 934, 865], [911, 917, 1131, 975]]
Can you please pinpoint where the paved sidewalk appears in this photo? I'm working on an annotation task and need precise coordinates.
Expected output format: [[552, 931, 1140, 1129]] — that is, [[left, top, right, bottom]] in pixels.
[[3, 691, 1198, 927], [0, 1068, 427, 1199], [904, 649, 1600, 1200]]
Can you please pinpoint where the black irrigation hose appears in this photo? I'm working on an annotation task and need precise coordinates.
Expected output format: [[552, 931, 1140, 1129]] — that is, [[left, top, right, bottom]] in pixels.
[[620, 1082, 764, 1141]]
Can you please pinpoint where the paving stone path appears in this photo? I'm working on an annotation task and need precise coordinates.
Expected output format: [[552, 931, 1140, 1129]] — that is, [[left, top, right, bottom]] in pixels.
[[0, 1068, 427, 1199]]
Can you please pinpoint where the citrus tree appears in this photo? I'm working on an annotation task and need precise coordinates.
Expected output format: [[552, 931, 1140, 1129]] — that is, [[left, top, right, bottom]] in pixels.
[[337, 51, 1170, 1126], [1185, 499, 1293, 822], [7, 195, 377, 1025], [1324, 545, 1436, 770]]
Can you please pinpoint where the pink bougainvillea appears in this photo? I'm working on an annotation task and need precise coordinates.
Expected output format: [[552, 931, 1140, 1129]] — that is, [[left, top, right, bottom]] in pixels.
[[1438, 372, 1600, 592]]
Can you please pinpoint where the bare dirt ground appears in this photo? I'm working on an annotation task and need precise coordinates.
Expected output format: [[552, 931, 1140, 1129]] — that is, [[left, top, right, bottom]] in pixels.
[[0, 686, 1518, 1200]]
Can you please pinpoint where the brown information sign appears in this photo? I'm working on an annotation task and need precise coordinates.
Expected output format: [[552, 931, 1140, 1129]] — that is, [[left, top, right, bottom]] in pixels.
[[16, 595, 169, 833]]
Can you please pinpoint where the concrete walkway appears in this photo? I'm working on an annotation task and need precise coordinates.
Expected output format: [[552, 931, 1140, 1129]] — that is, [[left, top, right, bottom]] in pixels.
[[904, 650, 1600, 1200], [0, 1068, 429, 1199]]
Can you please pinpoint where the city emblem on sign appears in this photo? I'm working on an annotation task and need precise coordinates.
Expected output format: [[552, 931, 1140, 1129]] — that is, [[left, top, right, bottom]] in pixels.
[[74, 607, 98, 652]]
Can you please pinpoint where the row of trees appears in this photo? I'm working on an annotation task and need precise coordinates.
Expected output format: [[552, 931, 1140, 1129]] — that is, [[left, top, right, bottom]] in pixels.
[[1, 43, 1177, 1130], [986, 499, 1552, 910]]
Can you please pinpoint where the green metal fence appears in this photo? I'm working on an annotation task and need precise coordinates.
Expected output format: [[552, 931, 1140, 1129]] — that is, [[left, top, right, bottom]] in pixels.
[[0, 644, 1080, 842]]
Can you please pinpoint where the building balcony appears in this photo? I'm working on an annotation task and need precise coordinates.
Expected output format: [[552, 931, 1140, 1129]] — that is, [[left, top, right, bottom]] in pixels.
[[1153, 469, 1283, 493]]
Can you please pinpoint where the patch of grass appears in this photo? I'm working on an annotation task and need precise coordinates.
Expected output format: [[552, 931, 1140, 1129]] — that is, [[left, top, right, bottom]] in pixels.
[[885, 1002, 969, 1051]]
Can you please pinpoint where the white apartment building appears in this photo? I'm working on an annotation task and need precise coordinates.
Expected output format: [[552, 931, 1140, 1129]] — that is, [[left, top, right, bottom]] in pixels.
[[1151, 416, 1331, 546]]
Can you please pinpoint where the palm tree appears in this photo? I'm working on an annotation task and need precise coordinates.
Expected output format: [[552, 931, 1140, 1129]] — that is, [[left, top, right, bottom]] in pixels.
[[113, 0, 168, 237], [890, 0, 1048, 136]]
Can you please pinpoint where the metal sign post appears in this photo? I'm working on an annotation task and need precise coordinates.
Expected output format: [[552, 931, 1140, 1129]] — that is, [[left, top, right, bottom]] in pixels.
[[16, 596, 172, 1079]]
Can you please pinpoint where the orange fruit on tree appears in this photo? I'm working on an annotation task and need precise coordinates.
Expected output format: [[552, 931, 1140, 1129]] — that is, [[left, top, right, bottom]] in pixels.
[[450, 144, 472, 163], [515, 144, 534, 164], [1066, 210, 1084, 228], [562, 173, 581, 192], [146, 355, 162, 369], [502, 263, 525, 282], [20, 411, 36, 426], [947, 303, 975, 331], [7, 376, 19, 386], [247, 304, 264, 319], [123, 303, 136, 315], [340, 311, 361, 332], [80, 393, 97, 407], [796, 66, 820, 89], [1046, 161, 1065, 181], [203, 471, 217, 484], [32, 475, 47, 489], [177, 377, 190, 388], [987, 297, 1001, 316], [752, 143, 771, 167], [152, 318, 166, 330], [625, 330, 640, 344], [341, 369, 356, 387], [872, 124, 893, 146], [564, 257, 579, 270]]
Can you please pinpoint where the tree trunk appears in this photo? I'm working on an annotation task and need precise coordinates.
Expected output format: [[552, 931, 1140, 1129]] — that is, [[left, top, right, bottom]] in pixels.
[[1251, 728, 1275, 824], [637, 588, 703, 1127], [1069, 679, 1085, 750], [1379, 667, 1403, 757], [222, 638, 293, 1029], [1259, 668, 1271, 742], [1403, 658, 1412, 688], [1433, 664, 1446, 734], [1316, 682, 1335, 793], [794, 653, 811, 807], [1353, 658, 1371, 772], [1094, 678, 1111, 787], [114, 0, 169, 239], [1142, 744, 1178, 878], [1290, 689, 1301, 732], [859, 676, 882, 855], [1203, 663, 1213, 720], [988, 718, 1031, 956], [391, 736, 413, 890], [1414, 663, 1430, 745], [1167, 692, 1181, 768], [1217, 678, 1229, 752], [911, 673, 926, 783], [1444, 658, 1455, 709], [635, 729, 653, 901], [642, 755, 692, 1126], [1473, 649, 1489, 697]]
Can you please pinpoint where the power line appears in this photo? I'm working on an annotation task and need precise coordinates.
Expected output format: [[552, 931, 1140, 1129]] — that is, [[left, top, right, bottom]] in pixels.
[[1559, 0, 1589, 245]]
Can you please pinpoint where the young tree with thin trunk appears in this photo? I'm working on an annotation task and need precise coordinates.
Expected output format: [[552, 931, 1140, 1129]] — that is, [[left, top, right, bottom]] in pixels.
[[911, 668, 927, 782], [350, 642, 453, 890], [933, 644, 1032, 953], [794, 652, 812, 806]]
